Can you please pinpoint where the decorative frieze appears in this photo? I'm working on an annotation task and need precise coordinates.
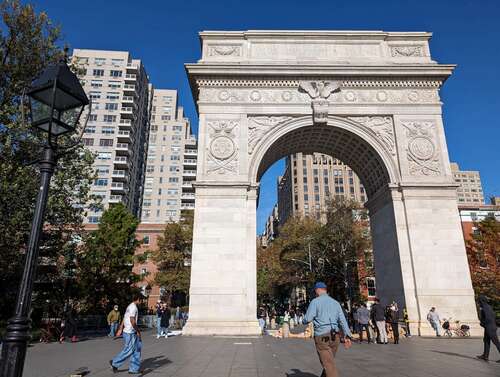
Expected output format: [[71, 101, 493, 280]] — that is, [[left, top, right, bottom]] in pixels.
[[348, 116, 395, 155], [199, 87, 439, 105], [207, 45, 242, 57], [391, 45, 424, 57], [206, 120, 239, 175], [402, 121, 441, 176], [248, 116, 293, 154]]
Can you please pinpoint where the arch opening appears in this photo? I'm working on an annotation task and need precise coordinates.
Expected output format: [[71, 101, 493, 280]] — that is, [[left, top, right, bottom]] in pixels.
[[254, 121, 392, 199]]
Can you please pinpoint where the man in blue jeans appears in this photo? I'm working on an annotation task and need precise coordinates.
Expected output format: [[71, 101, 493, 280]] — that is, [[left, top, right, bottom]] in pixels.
[[110, 294, 142, 374]]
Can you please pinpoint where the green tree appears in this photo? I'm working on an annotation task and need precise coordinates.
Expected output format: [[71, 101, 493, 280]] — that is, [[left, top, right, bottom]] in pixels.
[[0, 0, 96, 324], [152, 212, 193, 303], [317, 198, 371, 307], [76, 203, 140, 313], [278, 216, 322, 288], [465, 216, 500, 313]]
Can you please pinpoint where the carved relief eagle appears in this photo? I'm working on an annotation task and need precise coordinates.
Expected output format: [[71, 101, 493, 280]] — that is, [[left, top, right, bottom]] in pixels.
[[299, 81, 341, 99]]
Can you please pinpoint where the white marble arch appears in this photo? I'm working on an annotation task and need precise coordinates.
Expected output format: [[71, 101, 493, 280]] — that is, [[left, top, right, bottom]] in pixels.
[[182, 30, 480, 336]]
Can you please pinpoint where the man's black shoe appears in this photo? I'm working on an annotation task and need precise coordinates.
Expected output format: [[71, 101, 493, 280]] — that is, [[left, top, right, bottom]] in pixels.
[[109, 360, 118, 373], [476, 355, 488, 361], [128, 371, 142, 375]]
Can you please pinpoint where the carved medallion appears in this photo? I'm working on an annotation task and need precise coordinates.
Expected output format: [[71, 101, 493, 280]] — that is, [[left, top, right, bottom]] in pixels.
[[210, 136, 235, 160], [402, 121, 441, 176], [408, 137, 435, 160], [206, 120, 239, 175]]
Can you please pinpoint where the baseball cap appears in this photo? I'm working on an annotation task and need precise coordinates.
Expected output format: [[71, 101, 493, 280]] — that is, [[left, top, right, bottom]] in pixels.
[[314, 282, 327, 289]]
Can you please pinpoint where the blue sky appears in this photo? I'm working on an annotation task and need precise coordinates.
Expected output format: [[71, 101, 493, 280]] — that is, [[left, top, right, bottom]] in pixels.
[[33, 0, 500, 233]]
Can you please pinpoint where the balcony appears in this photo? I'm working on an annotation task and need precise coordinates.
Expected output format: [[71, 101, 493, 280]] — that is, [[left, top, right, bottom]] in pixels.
[[109, 194, 123, 204], [111, 182, 127, 193], [123, 84, 137, 95], [182, 170, 196, 177], [182, 182, 193, 189], [125, 73, 137, 81], [117, 130, 131, 142], [115, 143, 131, 156], [184, 149, 198, 156], [181, 193, 195, 200], [121, 106, 133, 114], [181, 203, 195, 210], [113, 156, 128, 167], [122, 95, 134, 103], [183, 158, 197, 166], [126, 63, 138, 70], [112, 169, 128, 181]]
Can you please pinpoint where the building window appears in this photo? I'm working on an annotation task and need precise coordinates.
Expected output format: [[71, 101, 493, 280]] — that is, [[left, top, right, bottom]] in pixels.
[[103, 115, 116, 123], [93, 69, 104, 76], [91, 80, 103, 88], [99, 139, 113, 147], [167, 199, 177, 206], [169, 177, 179, 183], [82, 138, 94, 146], [89, 91, 101, 100], [110, 70, 122, 77], [108, 81, 121, 89], [94, 178, 108, 186], [97, 152, 112, 160], [161, 115, 170, 120], [366, 278, 376, 297], [106, 92, 120, 100], [105, 103, 118, 110], [102, 126, 115, 134], [146, 165, 154, 173], [171, 155, 180, 161], [84, 125, 96, 133], [304, 194, 309, 201], [143, 199, 151, 207], [87, 216, 100, 224]]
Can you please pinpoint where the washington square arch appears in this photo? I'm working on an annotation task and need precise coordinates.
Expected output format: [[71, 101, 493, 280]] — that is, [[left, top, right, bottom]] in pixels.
[[181, 30, 480, 336]]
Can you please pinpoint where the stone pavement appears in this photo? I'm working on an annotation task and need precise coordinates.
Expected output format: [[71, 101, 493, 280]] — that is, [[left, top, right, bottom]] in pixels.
[[21, 330, 499, 377]]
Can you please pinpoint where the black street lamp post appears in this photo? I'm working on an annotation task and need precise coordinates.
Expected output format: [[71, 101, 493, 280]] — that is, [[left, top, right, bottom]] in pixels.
[[0, 56, 88, 377]]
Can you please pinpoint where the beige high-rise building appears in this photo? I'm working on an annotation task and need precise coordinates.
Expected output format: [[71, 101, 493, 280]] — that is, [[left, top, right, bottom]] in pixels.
[[72, 49, 151, 223], [450, 162, 484, 205], [277, 153, 366, 225], [141, 89, 197, 223]]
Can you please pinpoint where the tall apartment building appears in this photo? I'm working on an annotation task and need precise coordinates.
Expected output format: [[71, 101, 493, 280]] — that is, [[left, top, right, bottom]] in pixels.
[[277, 153, 366, 225], [451, 162, 484, 205], [141, 89, 197, 224], [72, 49, 151, 223]]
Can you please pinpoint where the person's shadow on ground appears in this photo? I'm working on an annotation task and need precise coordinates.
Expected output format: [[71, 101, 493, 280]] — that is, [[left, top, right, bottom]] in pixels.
[[286, 368, 318, 377], [139, 355, 172, 375], [431, 350, 482, 361]]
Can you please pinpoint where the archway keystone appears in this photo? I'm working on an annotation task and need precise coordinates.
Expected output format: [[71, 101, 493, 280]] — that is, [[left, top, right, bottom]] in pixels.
[[183, 30, 480, 336]]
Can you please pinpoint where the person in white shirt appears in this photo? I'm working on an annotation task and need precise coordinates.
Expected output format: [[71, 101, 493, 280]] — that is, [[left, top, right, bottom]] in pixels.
[[110, 294, 142, 374]]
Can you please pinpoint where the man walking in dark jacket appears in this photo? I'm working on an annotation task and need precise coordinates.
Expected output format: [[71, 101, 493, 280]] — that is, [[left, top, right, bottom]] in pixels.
[[476, 295, 500, 362], [371, 298, 388, 344]]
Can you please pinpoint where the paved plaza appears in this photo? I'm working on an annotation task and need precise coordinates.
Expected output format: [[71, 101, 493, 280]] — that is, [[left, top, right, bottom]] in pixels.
[[21, 330, 499, 377]]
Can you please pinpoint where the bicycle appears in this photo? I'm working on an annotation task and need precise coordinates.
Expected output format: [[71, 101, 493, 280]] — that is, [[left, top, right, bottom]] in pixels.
[[442, 318, 470, 337]]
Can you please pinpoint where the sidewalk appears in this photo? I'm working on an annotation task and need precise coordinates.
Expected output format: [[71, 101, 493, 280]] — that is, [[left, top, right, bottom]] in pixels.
[[21, 330, 500, 377]]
